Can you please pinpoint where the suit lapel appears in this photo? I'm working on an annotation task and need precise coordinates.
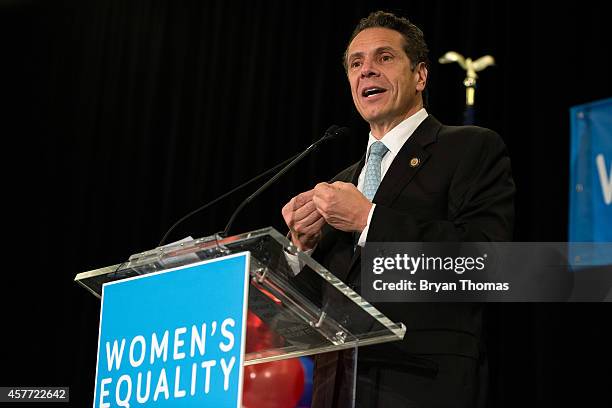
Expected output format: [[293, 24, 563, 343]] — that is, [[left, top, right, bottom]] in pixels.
[[346, 116, 442, 279], [373, 115, 440, 206]]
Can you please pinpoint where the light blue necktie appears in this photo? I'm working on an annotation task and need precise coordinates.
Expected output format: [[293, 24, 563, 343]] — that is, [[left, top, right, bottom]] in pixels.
[[362, 141, 389, 201]]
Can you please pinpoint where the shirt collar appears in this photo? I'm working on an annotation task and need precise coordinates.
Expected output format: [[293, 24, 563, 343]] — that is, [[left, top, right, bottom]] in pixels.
[[366, 108, 429, 157]]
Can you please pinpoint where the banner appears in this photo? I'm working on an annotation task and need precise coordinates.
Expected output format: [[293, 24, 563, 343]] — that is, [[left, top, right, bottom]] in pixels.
[[569, 97, 612, 265]]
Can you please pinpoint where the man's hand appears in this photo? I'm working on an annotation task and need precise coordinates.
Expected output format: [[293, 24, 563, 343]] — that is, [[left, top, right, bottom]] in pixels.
[[282, 189, 326, 251], [312, 182, 372, 232]]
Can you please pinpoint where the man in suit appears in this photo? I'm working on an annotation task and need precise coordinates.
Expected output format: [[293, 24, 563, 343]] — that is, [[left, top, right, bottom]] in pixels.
[[282, 11, 514, 408]]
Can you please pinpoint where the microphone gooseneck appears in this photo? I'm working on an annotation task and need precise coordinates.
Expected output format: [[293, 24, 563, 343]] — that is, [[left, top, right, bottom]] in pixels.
[[220, 125, 349, 238], [157, 125, 349, 246], [158, 153, 300, 247]]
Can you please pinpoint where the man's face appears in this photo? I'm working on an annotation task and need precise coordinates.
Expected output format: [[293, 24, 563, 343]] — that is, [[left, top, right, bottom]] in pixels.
[[346, 27, 427, 129]]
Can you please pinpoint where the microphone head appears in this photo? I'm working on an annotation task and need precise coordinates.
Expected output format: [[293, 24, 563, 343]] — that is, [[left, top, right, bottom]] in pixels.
[[324, 125, 339, 137], [323, 125, 350, 140]]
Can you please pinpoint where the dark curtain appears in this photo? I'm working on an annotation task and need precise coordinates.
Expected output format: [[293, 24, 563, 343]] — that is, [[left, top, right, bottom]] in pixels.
[[1, 0, 611, 406]]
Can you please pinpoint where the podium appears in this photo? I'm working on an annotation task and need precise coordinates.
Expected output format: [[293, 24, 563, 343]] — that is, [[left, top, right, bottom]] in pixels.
[[75, 227, 405, 406]]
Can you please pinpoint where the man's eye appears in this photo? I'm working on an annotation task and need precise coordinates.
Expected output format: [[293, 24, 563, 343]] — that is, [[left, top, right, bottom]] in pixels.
[[350, 60, 362, 69], [381, 54, 393, 62]]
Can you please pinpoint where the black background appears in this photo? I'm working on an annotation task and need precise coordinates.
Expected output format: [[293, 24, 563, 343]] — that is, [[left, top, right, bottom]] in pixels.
[[1, 0, 611, 406]]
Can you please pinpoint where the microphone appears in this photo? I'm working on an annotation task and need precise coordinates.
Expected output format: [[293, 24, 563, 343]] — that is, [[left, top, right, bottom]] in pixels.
[[157, 125, 349, 246], [220, 125, 350, 237], [157, 152, 300, 247]]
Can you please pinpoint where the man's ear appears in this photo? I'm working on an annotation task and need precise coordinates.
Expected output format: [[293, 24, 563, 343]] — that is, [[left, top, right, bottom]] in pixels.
[[416, 62, 428, 92]]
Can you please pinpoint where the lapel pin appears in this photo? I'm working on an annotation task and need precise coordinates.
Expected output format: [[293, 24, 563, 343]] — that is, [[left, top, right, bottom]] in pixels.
[[410, 157, 420, 167]]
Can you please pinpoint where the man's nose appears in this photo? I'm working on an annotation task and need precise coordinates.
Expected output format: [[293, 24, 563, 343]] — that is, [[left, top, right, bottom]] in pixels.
[[360, 59, 380, 78]]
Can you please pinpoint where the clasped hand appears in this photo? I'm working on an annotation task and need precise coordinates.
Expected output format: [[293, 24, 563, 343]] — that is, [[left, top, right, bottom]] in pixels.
[[281, 181, 372, 250]]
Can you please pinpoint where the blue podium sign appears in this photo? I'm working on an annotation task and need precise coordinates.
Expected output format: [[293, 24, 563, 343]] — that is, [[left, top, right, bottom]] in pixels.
[[93, 252, 250, 408]]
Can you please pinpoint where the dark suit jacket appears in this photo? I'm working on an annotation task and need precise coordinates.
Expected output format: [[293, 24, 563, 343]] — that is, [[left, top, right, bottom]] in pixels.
[[311, 115, 515, 407]]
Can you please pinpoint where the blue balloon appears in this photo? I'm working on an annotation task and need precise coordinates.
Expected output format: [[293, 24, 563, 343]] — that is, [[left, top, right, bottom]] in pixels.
[[296, 356, 314, 407]]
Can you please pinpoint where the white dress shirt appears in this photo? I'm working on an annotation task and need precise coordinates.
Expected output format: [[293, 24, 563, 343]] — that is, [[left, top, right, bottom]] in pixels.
[[356, 108, 429, 246], [286, 109, 428, 273]]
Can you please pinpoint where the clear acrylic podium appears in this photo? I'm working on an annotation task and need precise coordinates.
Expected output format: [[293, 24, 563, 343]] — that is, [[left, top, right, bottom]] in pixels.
[[75, 227, 405, 405]]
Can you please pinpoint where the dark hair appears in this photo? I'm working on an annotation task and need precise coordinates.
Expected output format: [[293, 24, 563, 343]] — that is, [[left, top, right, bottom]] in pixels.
[[343, 11, 430, 72]]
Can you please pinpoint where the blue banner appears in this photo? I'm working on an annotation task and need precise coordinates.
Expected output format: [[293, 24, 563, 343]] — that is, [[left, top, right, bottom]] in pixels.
[[94, 253, 250, 408], [569, 98, 612, 264]]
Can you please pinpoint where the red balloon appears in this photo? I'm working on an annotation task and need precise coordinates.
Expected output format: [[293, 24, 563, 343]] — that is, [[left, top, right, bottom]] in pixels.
[[243, 359, 305, 408], [245, 311, 283, 352]]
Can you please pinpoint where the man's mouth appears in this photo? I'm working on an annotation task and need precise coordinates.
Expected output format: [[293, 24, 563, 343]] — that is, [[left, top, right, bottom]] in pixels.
[[361, 87, 387, 98]]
